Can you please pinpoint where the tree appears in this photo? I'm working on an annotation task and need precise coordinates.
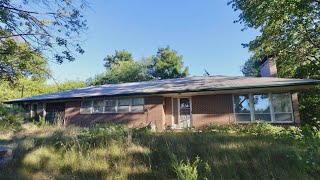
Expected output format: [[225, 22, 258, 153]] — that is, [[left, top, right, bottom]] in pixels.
[[104, 50, 134, 69], [105, 60, 151, 84], [149, 46, 189, 79], [229, 0, 320, 125], [0, 40, 49, 82], [0, 0, 87, 82], [88, 47, 189, 85]]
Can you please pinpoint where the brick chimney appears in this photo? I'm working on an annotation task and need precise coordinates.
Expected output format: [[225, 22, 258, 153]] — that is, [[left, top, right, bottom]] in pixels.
[[260, 55, 277, 77]]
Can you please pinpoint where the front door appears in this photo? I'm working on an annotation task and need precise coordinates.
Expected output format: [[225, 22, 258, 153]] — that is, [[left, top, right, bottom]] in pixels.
[[179, 98, 191, 128]]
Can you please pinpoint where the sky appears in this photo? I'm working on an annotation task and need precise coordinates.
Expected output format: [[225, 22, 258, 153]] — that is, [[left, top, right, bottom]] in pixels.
[[48, 0, 260, 83]]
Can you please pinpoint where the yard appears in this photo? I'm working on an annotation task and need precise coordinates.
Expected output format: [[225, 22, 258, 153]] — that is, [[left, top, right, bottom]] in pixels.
[[0, 123, 319, 179]]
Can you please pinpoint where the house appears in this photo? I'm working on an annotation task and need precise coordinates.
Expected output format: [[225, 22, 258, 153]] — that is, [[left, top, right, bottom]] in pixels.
[[4, 57, 320, 131]]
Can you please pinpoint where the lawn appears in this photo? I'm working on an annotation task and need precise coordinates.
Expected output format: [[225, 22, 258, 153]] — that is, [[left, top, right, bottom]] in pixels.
[[0, 123, 319, 179]]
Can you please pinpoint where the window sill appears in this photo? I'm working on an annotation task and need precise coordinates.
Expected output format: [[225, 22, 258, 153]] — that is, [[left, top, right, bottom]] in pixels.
[[235, 121, 295, 124], [80, 111, 145, 115]]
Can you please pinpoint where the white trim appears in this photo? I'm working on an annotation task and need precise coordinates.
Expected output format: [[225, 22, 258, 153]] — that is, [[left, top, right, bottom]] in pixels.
[[171, 97, 174, 126], [80, 97, 145, 114], [233, 92, 294, 123], [43, 103, 46, 118]]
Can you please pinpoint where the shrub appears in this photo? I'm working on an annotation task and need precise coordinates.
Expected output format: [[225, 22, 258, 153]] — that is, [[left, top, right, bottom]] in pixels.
[[77, 123, 129, 148], [172, 155, 201, 180], [0, 103, 25, 131]]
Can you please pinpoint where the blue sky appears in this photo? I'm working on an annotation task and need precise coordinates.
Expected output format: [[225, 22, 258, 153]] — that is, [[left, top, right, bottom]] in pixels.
[[48, 0, 259, 83]]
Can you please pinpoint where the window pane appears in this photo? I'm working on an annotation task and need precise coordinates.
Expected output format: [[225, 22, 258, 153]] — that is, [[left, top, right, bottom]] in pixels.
[[119, 98, 130, 106], [272, 93, 292, 113], [234, 95, 251, 113], [118, 106, 129, 112], [254, 114, 272, 121], [93, 106, 103, 113], [105, 106, 116, 113], [253, 94, 270, 113], [131, 105, 144, 112], [105, 99, 116, 106], [82, 100, 92, 107], [275, 113, 292, 122], [235, 114, 251, 122], [93, 100, 104, 107], [132, 98, 144, 105], [80, 107, 91, 114]]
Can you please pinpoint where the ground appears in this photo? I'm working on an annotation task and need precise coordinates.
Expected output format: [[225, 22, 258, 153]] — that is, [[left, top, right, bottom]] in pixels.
[[0, 123, 319, 179]]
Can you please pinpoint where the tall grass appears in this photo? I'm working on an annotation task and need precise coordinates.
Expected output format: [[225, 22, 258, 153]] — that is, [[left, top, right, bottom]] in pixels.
[[0, 123, 319, 179]]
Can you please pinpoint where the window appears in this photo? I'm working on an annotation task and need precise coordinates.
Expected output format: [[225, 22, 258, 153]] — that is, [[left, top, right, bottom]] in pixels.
[[105, 99, 117, 113], [118, 98, 130, 112], [272, 93, 293, 122], [253, 94, 271, 121], [93, 100, 104, 113], [131, 98, 144, 112], [80, 100, 92, 114], [80, 97, 145, 114], [233, 93, 293, 123], [234, 95, 251, 122]]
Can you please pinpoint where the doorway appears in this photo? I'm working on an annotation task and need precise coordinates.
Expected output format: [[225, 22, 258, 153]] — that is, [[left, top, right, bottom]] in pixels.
[[172, 97, 192, 128]]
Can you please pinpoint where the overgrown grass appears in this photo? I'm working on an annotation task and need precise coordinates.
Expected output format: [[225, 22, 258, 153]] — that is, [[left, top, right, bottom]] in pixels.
[[0, 123, 319, 179]]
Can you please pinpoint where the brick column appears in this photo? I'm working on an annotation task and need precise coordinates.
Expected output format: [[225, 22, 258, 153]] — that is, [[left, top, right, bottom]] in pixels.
[[291, 93, 300, 124]]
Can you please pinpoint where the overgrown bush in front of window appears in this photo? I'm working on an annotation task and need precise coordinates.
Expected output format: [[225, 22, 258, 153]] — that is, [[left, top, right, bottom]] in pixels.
[[77, 123, 129, 148]]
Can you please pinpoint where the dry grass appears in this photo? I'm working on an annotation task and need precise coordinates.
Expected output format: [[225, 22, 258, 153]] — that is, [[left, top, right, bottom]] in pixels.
[[0, 123, 319, 179]]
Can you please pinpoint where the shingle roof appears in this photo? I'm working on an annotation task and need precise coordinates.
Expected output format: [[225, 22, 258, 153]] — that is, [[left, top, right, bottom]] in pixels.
[[5, 76, 320, 103]]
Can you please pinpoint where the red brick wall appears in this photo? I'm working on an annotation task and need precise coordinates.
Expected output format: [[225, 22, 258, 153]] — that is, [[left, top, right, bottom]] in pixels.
[[164, 97, 172, 126], [191, 94, 235, 128], [292, 93, 300, 124], [65, 96, 165, 131]]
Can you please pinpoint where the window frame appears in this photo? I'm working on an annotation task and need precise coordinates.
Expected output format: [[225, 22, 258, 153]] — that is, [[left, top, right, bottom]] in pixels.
[[233, 92, 294, 123], [80, 100, 93, 114], [80, 97, 145, 114]]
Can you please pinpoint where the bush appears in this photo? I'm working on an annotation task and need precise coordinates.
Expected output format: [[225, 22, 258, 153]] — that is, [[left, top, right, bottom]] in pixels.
[[77, 123, 129, 148], [0, 103, 26, 131]]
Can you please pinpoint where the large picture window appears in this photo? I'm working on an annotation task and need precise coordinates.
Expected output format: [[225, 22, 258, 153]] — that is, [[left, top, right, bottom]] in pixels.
[[80, 97, 144, 114], [233, 93, 293, 123]]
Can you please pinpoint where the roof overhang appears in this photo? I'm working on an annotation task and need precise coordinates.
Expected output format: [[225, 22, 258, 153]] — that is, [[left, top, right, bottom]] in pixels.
[[4, 82, 318, 104]]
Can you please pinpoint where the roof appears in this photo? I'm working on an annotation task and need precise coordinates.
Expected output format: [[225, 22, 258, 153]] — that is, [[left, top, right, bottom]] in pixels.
[[5, 76, 320, 103]]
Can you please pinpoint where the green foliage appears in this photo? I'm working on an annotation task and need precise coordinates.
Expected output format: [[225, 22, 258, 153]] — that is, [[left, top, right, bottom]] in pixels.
[[1, 123, 319, 179], [172, 155, 201, 180], [0, 103, 25, 131], [229, 0, 320, 126], [105, 60, 151, 84], [0, 0, 87, 64], [0, 41, 49, 82], [87, 47, 189, 85], [77, 124, 129, 148], [0, 79, 86, 101], [104, 50, 134, 69], [149, 46, 189, 79]]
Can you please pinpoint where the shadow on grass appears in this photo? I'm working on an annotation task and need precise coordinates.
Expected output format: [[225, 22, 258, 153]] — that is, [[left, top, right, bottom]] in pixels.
[[0, 129, 317, 179]]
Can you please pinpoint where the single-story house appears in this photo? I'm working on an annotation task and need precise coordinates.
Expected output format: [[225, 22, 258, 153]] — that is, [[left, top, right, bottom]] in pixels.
[[4, 57, 320, 131]]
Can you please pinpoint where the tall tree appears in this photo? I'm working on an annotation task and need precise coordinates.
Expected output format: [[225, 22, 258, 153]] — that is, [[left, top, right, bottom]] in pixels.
[[0, 0, 88, 82], [229, 0, 320, 125], [149, 46, 189, 79]]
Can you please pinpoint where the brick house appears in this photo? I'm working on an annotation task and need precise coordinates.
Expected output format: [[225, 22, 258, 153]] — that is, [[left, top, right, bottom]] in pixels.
[[5, 57, 320, 131]]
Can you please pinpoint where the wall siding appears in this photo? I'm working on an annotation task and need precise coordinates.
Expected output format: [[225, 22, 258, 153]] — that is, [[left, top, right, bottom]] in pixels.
[[65, 96, 165, 131]]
